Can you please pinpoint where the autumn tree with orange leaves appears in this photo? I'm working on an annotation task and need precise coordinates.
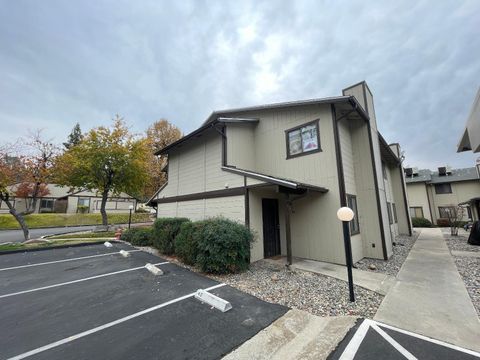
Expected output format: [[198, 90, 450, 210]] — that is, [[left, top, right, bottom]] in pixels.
[[143, 119, 182, 200], [0, 132, 57, 240]]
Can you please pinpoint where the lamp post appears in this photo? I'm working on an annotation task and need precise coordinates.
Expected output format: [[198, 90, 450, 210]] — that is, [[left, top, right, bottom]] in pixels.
[[337, 206, 355, 302], [128, 205, 134, 229]]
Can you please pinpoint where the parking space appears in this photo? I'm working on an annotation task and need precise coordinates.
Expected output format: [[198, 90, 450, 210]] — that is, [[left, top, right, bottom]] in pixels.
[[0, 242, 287, 360], [328, 319, 480, 360]]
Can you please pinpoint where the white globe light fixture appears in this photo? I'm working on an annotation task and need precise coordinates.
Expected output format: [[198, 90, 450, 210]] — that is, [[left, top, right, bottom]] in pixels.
[[337, 207, 354, 222]]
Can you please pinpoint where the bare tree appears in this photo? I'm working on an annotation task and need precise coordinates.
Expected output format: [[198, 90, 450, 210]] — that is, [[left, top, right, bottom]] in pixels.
[[444, 205, 465, 236], [0, 131, 57, 241]]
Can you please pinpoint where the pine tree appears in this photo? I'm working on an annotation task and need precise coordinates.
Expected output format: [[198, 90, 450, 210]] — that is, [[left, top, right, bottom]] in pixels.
[[63, 123, 83, 149]]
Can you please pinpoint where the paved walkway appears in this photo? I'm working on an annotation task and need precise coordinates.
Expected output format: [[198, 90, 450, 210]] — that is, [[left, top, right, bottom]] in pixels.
[[265, 257, 396, 295], [223, 310, 357, 360], [374, 228, 480, 352]]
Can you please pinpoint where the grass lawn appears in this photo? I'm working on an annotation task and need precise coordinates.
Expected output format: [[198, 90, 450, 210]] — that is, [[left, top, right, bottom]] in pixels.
[[0, 213, 152, 230], [0, 238, 108, 253], [48, 231, 117, 239]]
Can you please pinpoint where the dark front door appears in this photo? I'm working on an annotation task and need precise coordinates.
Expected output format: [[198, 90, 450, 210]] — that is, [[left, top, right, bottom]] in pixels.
[[262, 198, 281, 258]]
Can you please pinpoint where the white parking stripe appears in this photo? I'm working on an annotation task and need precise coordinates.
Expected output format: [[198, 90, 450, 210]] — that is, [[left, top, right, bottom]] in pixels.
[[0, 250, 141, 272], [7, 283, 227, 360], [370, 323, 418, 360], [371, 320, 480, 357], [0, 261, 169, 299], [339, 319, 371, 360]]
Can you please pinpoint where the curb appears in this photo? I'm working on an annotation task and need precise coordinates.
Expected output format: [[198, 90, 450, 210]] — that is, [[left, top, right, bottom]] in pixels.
[[0, 240, 121, 256]]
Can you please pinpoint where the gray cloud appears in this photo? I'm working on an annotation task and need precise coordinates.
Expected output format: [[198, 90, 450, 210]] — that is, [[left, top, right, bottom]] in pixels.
[[0, 0, 478, 169]]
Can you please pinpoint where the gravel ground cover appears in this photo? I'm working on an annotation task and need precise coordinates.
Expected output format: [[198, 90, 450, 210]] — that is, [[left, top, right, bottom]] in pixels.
[[209, 261, 383, 318], [354, 231, 419, 276], [443, 230, 480, 253], [453, 256, 480, 316]]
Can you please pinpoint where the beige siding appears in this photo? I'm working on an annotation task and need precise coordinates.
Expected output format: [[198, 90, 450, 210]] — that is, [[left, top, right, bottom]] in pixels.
[[430, 180, 480, 221], [156, 196, 245, 223], [226, 124, 256, 170], [389, 165, 411, 235], [157, 130, 244, 199], [349, 120, 385, 259], [406, 183, 432, 221]]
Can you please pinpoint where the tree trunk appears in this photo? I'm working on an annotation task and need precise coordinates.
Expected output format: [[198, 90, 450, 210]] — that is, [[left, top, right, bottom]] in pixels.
[[1, 196, 30, 241], [100, 188, 109, 226]]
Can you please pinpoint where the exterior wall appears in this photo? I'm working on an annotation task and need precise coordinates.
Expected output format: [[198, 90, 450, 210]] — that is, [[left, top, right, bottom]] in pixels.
[[226, 124, 256, 170], [389, 165, 411, 235], [156, 195, 245, 222], [349, 119, 386, 259], [406, 183, 432, 221], [344, 82, 392, 259], [429, 180, 480, 221], [407, 180, 480, 223], [158, 130, 244, 199], [383, 165, 399, 237], [338, 119, 363, 262]]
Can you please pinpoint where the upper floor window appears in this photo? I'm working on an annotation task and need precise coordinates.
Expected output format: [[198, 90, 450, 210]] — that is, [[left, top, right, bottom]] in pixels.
[[435, 183, 452, 194], [285, 120, 321, 159], [347, 194, 360, 235]]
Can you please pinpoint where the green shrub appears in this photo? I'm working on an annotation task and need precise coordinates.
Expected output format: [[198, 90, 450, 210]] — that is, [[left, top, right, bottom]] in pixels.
[[77, 205, 89, 214], [436, 218, 450, 227], [121, 227, 153, 246], [411, 217, 432, 227], [196, 217, 253, 274], [175, 221, 206, 265], [152, 217, 190, 254]]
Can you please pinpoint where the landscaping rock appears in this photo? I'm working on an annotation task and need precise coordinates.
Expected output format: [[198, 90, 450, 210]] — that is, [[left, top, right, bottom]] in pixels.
[[368, 264, 377, 270], [355, 231, 419, 276]]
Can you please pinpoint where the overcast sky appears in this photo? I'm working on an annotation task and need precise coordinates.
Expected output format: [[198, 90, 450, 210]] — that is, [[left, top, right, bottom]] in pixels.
[[1, 0, 479, 169]]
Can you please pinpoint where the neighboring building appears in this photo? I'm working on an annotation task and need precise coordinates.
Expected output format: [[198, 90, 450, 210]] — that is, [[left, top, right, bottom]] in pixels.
[[458, 87, 480, 153], [150, 81, 411, 265], [0, 183, 137, 214], [405, 166, 480, 223]]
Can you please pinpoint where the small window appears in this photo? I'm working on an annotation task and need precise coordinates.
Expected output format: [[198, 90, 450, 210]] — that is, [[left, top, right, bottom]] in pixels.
[[387, 202, 393, 224], [40, 199, 54, 210], [382, 162, 388, 179], [285, 120, 321, 159], [439, 206, 456, 218], [392, 203, 397, 223], [346, 194, 360, 235], [435, 183, 452, 194], [409, 206, 424, 218], [78, 198, 90, 207]]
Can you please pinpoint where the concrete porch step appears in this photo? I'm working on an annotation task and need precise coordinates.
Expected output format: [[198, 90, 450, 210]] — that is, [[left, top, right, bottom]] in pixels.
[[223, 309, 357, 360]]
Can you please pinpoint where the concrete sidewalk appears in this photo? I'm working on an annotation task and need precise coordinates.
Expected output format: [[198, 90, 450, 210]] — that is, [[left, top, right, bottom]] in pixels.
[[223, 310, 357, 360], [265, 257, 396, 295], [374, 228, 480, 352]]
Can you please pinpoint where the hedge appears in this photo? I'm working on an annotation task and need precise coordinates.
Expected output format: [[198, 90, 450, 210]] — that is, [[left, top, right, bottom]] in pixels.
[[152, 218, 190, 255], [120, 227, 154, 246], [411, 217, 432, 227], [174, 221, 206, 265], [196, 217, 253, 274], [436, 218, 450, 227]]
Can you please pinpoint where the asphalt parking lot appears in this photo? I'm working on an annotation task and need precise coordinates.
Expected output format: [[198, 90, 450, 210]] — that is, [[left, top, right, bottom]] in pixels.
[[328, 319, 480, 360], [0, 242, 287, 360]]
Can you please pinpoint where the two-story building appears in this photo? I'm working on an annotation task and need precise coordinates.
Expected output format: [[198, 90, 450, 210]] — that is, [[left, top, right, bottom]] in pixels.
[[150, 81, 411, 265], [405, 166, 480, 224]]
